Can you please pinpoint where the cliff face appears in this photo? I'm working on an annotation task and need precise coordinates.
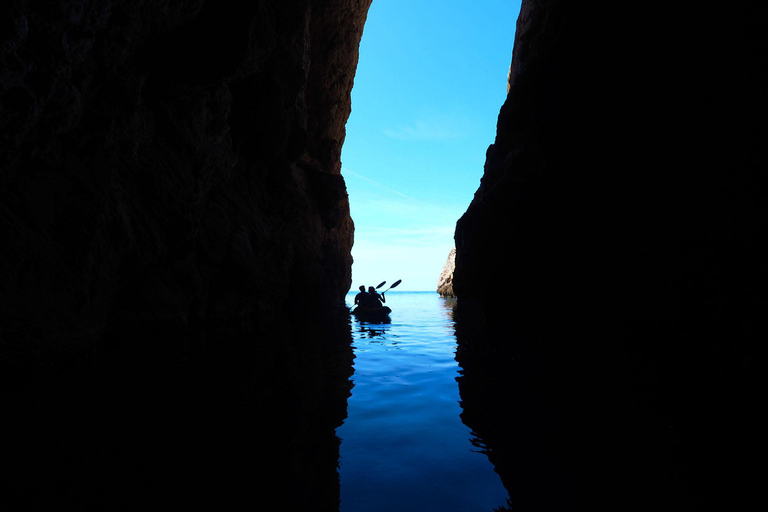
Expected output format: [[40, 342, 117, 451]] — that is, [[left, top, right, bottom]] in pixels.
[[1, 2, 370, 508], [436, 246, 455, 297], [454, 1, 766, 508], [1, 0, 371, 356], [456, 1, 766, 332]]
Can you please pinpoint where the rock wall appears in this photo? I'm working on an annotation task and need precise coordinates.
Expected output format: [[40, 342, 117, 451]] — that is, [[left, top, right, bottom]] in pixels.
[[1, 1, 371, 508], [1, 0, 372, 358], [454, 1, 767, 509], [436, 246, 455, 297], [456, 1, 767, 332]]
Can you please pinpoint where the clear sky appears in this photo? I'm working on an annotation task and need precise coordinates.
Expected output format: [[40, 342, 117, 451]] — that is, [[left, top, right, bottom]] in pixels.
[[342, 0, 521, 292]]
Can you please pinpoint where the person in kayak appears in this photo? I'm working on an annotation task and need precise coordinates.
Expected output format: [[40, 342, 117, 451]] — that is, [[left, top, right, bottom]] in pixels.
[[366, 286, 385, 308], [354, 285, 368, 306]]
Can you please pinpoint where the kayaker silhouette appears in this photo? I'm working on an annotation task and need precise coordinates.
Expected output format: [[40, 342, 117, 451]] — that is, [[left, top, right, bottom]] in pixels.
[[367, 286, 385, 307], [351, 280, 397, 321], [354, 285, 368, 306]]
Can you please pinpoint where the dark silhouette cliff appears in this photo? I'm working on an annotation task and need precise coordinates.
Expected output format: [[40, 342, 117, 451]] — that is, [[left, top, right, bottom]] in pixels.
[[454, 1, 767, 510], [1, 0, 371, 356], [1, 1, 370, 509]]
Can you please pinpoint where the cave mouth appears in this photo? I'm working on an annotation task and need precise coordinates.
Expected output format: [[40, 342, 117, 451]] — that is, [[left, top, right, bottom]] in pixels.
[[0, 1, 520, 509], [340, 1, 521, 293]]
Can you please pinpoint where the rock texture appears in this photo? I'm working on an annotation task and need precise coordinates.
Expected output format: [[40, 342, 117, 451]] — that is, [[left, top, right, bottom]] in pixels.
[[436, 246, 455, 297], [454, 1, 767, 509], [1, 0, 371, 355], [1, 1, 371, 508]]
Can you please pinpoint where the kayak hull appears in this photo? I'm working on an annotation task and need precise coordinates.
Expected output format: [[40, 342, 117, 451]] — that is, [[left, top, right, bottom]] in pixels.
[[352, 306, 391, 320]]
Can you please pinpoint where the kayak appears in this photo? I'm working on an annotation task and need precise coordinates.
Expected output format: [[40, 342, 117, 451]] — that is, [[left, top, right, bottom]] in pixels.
[[352, 306, 391, 320]]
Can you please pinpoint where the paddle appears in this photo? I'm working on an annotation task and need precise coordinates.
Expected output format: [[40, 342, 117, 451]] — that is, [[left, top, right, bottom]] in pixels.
[[381, 279, 401, 294]]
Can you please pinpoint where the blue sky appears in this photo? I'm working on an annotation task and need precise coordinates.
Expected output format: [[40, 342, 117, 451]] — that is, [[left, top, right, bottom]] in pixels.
[[342, 0, 521, 291]]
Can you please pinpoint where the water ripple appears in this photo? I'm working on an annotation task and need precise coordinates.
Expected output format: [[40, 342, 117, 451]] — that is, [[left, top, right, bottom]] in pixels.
[[338, 292, 509, 512]]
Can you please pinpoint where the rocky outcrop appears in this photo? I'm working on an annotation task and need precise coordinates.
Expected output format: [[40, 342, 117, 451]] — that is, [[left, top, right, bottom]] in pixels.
[[454, 1, 766, 509], [436, 247, 455, 297], [1, 0, 372, 357]]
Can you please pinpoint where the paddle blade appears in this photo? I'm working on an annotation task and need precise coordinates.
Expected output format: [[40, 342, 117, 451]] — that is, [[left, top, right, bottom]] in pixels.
[[389, 279, 402, 289], [376, 281, 386, 289]]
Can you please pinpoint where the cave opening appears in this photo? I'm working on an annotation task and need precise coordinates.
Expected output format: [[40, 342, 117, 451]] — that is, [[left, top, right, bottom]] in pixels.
[[336, 2, 523, 511], [341, 0, 521, 293], [3, 1, 765, 509]]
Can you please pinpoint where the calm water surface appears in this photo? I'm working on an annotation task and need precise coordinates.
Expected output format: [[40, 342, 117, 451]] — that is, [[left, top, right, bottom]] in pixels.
[[337, 291, 509, 511]]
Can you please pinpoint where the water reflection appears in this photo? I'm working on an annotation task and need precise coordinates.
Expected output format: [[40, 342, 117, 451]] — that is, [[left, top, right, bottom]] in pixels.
[[6, 292, 527, 512], [439, 295, 457, 320], [338, 292, 510, 512], [353, 317, 392, 340], [3, 312, 355, 512], [452, 300, 567, 512]]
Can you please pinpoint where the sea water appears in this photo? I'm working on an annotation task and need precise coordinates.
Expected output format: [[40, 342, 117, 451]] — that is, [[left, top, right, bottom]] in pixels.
[[337, 291, 509, 511]]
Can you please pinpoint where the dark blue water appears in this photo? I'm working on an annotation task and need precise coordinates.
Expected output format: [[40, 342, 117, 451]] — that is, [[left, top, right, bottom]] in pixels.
[[337, 291, 509, 511]]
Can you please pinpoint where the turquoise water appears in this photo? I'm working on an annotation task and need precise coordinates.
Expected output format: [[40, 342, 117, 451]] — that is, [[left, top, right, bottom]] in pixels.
[[337, 291, 509, 511]]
